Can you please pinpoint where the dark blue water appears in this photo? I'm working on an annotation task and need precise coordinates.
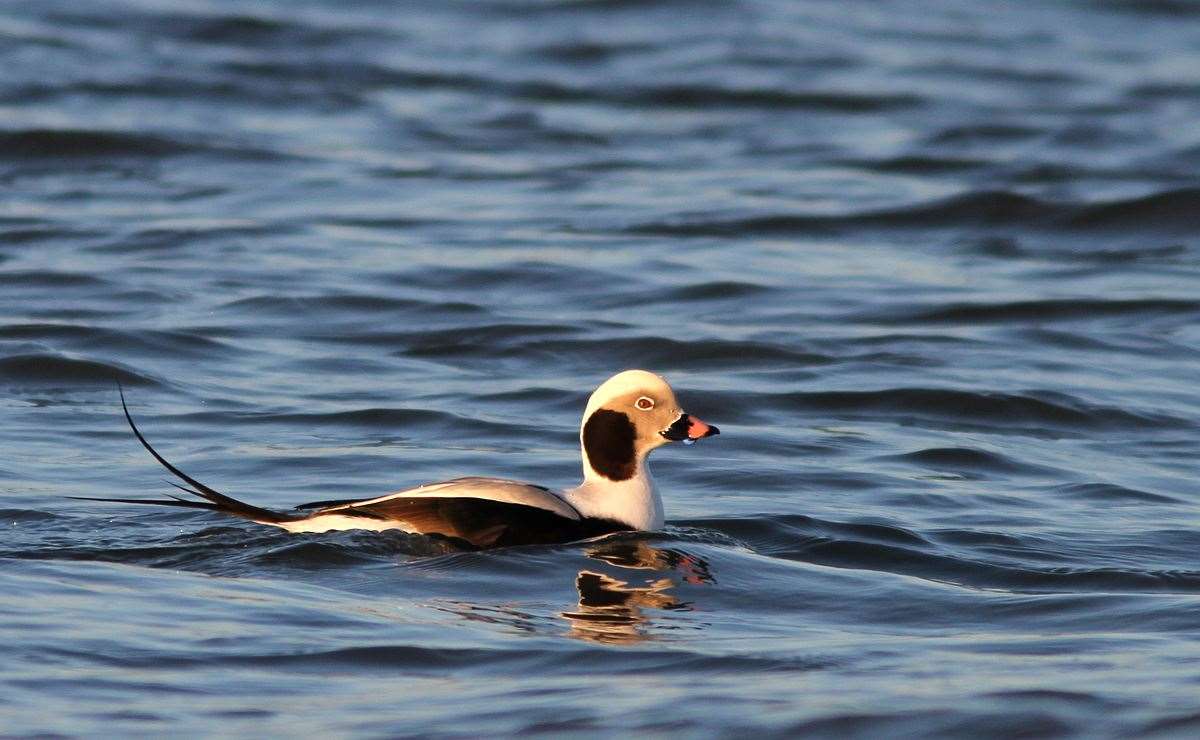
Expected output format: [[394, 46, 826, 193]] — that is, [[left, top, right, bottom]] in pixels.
[[3, 0, 1200, 735]]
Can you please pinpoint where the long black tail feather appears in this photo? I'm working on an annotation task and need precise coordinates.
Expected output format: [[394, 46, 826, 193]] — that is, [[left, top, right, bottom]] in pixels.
[[72, 386, 293, 524], [164, 479, 209, 499], [66, 495, 219, 511]]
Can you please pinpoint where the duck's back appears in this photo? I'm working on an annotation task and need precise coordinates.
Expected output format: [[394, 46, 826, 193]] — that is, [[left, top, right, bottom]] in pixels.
[[281, 477, 629, 548]]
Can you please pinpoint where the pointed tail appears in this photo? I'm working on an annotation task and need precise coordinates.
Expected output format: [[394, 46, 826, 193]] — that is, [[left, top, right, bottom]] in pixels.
[[69, 386, 293, 525]]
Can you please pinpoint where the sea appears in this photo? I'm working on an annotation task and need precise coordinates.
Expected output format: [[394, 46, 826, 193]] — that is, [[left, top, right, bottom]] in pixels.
[[2, 0, 1200, 736]]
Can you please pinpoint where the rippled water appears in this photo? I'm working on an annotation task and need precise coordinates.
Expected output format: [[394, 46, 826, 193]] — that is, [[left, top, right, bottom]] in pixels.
[[3, 0, 1200, 736]]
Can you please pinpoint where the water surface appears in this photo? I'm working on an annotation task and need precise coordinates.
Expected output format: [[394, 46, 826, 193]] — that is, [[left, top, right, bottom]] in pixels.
[[3, 0, 1200, 736]]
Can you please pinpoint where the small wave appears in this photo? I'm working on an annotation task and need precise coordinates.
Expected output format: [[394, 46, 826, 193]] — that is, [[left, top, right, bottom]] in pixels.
[[784, 709, 1076, 738], [248, 540, 408, 567], [1050, 124, 1141, 148], [214, 642, 822, 676], [478, 0, 715, 13], [1128, 81, 1200, 99], [787, 539, 1200, 593], [46, 6, 377, 46], [474, 386, 577, 405], [90, 221, 279, 253], [685, 514, 932, 553], [170, 406, 547, 440], [0, 127, 290, 162], [0, 226, 104, 245], [0, 270, 106, 288], [0, 324, 232, 359], [922, 63, 1081, 86], [847, 190, 1057, 227], [400, 322, 586, 346], [883, 447, 1055, 477], [218, 294, 483, 317], [0, 354, 157, 387], [771, 387, 1187, 432], [0, 129, 196, 158], [1054, 483, 1180, 505], [477, 110, 610, 146], [1139, 712, 1200, 736], [0, 509, 63, 523], [1092, 0, 1200, 16], [857, 155, 988, 174], [1066, 244, 1189, 263], [221, 59, 474, 90], [227, 644, 525, 671], [176, 13, 357, 47], [616, 85, 921, 112], [179, 13, 296, 43], [1065, 187, 1200, 232], [320, 216, 441, 230], [4, 77, 360, 113], [928, 529, 1027, 549], [1007, 328, 1124, 353], [221, 58, 919, 112], [3, 522, 271, 567], [319, 322, 587, 352], [241, 407, 453, 429], [624, 188, 1200, 236], [593, 280, 774, 307], [623, 191, 1054, 236], [874, 298, 1200, 325], [531, 40, 654, 63], [970, 238, 1189, 263], [381, 261, 617, 291], [12, 525, 467, 573], [697, 517, 1200, 595], [462, 336, 836, 369], [927, 123, 1044, 145]]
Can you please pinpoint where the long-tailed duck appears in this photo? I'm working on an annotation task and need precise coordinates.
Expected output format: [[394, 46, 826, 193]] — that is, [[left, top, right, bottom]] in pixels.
[[80, 370, 718, 549]]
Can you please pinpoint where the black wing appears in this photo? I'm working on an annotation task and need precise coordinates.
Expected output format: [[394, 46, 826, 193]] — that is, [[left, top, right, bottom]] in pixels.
[[333, 496, 629, 549]]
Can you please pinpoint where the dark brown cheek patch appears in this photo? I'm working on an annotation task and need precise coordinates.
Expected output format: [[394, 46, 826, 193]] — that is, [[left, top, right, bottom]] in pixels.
[[582, 408, 637, 481]]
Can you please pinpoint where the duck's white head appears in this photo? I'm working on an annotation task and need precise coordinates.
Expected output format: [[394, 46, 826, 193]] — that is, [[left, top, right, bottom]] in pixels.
[[579, 369, 718, 483]]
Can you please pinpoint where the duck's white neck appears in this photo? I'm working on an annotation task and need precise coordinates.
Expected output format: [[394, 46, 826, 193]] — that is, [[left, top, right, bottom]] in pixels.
[[562, 460, 664, 531]]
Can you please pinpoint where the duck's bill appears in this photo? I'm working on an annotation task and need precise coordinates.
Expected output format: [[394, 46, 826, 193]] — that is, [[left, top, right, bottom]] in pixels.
[[661, 413, 720, 443]]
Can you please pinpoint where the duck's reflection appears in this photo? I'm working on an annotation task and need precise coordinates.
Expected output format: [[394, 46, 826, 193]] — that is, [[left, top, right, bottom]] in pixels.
[[561, 540, 713, 645]]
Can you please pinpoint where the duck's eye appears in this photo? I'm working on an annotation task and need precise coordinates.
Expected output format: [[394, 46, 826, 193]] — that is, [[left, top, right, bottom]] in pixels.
[[635, 396, 655, 411]]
